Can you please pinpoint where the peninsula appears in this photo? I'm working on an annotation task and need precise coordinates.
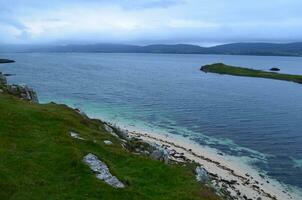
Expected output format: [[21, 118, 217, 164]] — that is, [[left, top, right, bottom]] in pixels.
[[0, 59, 15, 63], [200, 63, 302, 84]]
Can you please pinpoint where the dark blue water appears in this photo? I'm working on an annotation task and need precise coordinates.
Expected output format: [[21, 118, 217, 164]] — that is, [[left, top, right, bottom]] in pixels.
[[1, 53, 302, 192]]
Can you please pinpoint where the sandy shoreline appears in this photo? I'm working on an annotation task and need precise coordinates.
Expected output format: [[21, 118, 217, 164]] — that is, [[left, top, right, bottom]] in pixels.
[[87, 110, 301, 200], [108, 123, 300, 200]]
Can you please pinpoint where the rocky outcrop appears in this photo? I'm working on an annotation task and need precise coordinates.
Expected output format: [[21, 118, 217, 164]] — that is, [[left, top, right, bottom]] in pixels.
[[83, 153, 125, 188], [196, 166, 209, 183], [150, 149, 169, 164], [0, 60, 38, 103], [99, 124, 172, 164], [6, 84, 39, 103], [104, 124, 173, 164], [0, 72, 7, 85], [0, 70, 39, 103], [103, 124, 119, 137]]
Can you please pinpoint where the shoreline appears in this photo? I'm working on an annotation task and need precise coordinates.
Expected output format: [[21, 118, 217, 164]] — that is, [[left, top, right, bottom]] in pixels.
[[103, 120, 301, 200], [3, 65, 301, 199], [38, 99, 302, 200], [2, 59, 301, 199]]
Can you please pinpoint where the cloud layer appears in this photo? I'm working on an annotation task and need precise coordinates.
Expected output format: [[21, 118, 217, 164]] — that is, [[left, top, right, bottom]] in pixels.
[[0, 0, 302, 45]]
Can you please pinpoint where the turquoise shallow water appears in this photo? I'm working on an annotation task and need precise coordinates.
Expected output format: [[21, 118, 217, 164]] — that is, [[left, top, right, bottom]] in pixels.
[[1, 53, 302, 193]]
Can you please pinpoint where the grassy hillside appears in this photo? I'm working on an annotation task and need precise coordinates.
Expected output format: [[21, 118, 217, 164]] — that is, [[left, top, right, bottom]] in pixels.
[[201, 63, 302, 84], [0, 93, 219, 200]]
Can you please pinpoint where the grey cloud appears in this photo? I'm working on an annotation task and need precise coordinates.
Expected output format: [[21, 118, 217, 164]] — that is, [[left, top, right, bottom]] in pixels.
[[0, 0, 302, 44]]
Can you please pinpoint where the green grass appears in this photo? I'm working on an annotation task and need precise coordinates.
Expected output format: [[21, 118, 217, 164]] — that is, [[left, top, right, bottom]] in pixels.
[[0, 93, 220, 200], [200, 63, 302, 84]]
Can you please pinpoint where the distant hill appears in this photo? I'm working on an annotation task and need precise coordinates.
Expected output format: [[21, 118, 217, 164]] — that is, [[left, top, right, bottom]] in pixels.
[[140, 44, 207, 54], [208, 42, 302, 56], [1, 42, 302, 56]]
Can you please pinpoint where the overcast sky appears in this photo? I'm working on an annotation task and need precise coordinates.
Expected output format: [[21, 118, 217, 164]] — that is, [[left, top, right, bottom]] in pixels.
[[0, 0, 302, 46]]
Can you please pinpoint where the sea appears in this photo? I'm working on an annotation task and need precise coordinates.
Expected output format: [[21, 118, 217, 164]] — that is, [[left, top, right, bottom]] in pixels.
[[1, 52, 302, 195]]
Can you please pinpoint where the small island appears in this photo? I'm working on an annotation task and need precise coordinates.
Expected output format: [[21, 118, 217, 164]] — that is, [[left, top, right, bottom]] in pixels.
[[0, 59, 15, 64], [200, 63, 302, 84]]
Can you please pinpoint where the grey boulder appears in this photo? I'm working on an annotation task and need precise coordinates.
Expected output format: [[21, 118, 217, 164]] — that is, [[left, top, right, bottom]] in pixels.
[[195, 166, 209, 183], [150, 149, 169, 164], [83, 153, 125, 188], [104, 124, 118, 137], [104, 140, 113, 145]]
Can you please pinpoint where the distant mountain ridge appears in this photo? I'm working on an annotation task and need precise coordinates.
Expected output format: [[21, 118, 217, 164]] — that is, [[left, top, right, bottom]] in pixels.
[[208, 42, 302, 56], [1, 42, 302, 56]]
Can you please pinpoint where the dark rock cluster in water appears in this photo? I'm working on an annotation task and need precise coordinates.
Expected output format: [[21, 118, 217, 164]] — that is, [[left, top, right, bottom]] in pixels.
[[270, 67, 280, 71], [0, 59, 15, 63]]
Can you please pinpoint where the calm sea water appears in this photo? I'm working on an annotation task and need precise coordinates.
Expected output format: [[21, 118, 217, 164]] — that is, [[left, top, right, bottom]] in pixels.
[[1, 53, 302, 192]]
